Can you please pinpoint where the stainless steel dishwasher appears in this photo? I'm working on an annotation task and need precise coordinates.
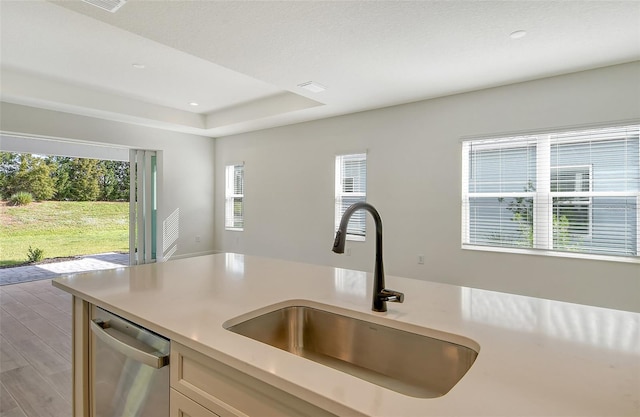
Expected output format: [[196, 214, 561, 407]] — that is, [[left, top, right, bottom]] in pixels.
[[90, 307, 170, 417]]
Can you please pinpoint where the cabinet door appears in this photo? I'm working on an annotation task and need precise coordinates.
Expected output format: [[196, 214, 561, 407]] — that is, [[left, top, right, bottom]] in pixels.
[[171, 342, 335, 417], [171, 389, 219, 417]]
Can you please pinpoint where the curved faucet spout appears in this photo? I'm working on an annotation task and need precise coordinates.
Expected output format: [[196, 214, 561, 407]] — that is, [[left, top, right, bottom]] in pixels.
[[332, 202, 404, 312], [333, 202, 382, 254]]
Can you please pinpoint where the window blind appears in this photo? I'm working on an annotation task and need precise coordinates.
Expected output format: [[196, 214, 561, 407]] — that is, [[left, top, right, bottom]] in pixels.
[[225, 164, 244, 230], [335, 153, 367, 238], [462, 124, 639, 258]]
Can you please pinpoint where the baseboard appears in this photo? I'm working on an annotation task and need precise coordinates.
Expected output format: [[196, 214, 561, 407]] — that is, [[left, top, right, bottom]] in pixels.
[[164, 250, 222, 262]]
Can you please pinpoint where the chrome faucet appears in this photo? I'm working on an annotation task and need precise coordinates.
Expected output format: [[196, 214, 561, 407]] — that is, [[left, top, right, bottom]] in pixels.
[[332, 202, 404, 312]]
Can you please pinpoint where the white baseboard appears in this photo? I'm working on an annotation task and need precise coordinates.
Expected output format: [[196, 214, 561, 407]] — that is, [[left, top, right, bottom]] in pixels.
[[163, 250, 221, 262]]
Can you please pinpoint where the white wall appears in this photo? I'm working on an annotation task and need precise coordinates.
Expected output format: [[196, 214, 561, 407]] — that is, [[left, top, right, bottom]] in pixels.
[[214, 62, 640, 312], [0, 102, 216, 260]]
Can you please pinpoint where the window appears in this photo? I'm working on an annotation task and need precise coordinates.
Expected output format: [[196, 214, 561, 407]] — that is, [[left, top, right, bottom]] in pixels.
[[335, 153, 367, 240], [225, 164, 244, 230], [462, 124, 639, 258], [551, 165, 592, 237]]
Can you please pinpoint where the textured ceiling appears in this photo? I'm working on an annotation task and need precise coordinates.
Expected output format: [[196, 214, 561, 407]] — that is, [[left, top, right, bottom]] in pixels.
[[1, 0, 639, 137]]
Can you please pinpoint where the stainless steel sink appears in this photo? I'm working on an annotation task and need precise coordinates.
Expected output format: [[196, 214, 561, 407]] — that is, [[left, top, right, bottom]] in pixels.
[[224, 304, 478, 398]]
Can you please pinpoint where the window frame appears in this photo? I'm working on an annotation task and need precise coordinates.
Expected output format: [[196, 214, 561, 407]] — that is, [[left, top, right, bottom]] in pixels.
[[225, 163, 244, 231], [335, 152, 367, 242], [461, 124, 640, 263]]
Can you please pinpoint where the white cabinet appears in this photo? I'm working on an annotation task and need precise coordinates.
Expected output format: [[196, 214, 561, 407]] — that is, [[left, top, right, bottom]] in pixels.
[[170, 342, 335, 417], [171, 389, 219, 417]]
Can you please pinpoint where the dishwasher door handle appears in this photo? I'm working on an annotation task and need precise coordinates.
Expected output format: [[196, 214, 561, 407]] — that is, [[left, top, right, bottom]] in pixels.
[[90, 319, 169, 369]]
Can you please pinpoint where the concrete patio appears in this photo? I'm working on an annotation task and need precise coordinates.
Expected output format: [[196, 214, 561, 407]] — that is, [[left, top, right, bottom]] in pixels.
[[0, 252, 129, 286]]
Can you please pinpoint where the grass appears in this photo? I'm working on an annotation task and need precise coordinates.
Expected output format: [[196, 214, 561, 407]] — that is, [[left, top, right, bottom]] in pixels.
[[0, 201, 129, 267]]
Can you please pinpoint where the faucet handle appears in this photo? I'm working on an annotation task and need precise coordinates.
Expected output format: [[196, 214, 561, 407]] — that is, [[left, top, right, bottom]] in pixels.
[[379, 289, 404, 303]]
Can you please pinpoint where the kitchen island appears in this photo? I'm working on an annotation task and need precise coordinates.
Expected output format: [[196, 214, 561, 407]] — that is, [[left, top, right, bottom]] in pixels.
[[52, 253, 639, 416]]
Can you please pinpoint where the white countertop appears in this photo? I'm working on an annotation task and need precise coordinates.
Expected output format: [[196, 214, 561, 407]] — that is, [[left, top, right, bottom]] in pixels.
[[53, 253, 640, 416]]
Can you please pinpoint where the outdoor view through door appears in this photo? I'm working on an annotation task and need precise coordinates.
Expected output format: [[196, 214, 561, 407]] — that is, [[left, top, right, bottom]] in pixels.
[[0, 135, 161, 284], [0, 150, 131, 284]]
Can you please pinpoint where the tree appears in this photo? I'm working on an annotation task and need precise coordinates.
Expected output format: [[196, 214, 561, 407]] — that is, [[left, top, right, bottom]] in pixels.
[[3, 154, 56, 201], [1, 153, 129, 202], [98, 160, 129, 201], [505, 181, 535, 247], [50, 156, 74, 200], [503, 181, 576, 250], [0, 152, 20, 199], [69, 158, 101, 201]]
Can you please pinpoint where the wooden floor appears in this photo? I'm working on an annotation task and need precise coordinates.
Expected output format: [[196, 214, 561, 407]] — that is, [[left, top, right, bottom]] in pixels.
[[0, 279, 72, 417]]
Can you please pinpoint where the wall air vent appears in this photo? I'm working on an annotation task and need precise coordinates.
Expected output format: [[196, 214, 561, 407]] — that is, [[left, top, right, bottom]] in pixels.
[[81, 0, 126, 13]]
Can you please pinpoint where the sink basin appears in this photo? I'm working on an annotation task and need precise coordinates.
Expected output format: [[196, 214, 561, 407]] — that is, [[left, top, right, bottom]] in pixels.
[[224, 303, 478, 398]]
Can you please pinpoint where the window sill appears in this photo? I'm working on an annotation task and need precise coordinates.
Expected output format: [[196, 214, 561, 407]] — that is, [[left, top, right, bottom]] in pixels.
[[462, 244, 639, 264], [225, 228, 244, 232]]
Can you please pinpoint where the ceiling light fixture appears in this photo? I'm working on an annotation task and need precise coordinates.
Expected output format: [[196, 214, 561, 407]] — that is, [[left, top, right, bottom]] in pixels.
[[189, 102, 199, 107], [298, 81, 326, 93], [132, 63, 145, 69], [510, 30, 527, 40]]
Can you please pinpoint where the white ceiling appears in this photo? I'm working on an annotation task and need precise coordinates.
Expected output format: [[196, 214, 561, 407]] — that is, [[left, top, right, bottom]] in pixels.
[[1, 0, 639, 138]]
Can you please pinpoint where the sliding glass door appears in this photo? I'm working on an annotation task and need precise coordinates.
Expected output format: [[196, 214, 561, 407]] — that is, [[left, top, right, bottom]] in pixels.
[[129, 150, 157, 265]]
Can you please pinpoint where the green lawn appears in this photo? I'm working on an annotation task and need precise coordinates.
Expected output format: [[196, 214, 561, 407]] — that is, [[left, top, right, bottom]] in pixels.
[[1, 201, 129, 267]]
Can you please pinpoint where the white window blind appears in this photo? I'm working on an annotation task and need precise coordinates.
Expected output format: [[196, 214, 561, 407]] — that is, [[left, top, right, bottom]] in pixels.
[[462, 124, 639, 258], [225, 164, 244, 230], [335, 153, 367, 240]]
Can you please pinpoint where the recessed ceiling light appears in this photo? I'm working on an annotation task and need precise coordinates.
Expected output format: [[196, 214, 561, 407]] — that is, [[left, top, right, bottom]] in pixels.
[[189, 102, 199, 107], [132, 63, 146, 69], [298, 81, 326, 93], [510, 30, 527, 40]]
